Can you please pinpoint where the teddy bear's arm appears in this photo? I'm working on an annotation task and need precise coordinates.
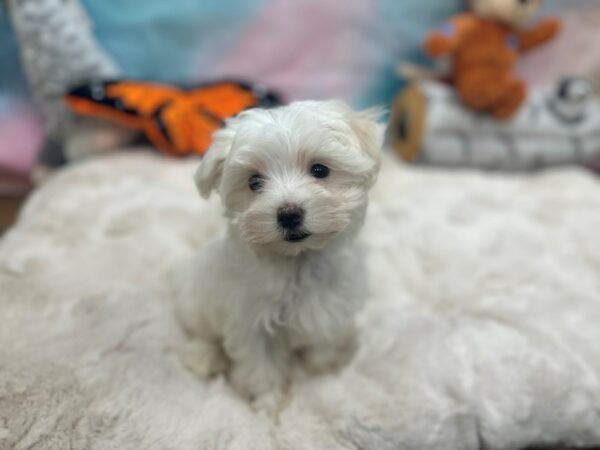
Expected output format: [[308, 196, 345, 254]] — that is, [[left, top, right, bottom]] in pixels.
[[518, 18, 561, 53], [425, 14, 477, 57]]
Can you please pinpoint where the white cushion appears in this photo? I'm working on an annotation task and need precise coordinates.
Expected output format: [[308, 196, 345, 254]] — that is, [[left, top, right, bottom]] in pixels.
[[1, 152, 599, 449]]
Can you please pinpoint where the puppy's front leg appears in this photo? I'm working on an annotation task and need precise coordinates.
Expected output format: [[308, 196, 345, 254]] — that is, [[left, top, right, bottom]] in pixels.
[[225, 328, 290, 400]]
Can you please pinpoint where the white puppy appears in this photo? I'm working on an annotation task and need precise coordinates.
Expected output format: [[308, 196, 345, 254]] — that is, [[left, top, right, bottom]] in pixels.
[[176, 100, 382, 399]]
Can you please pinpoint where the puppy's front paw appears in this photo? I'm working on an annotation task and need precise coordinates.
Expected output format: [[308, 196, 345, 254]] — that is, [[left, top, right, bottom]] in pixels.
[[251, 389, 291, 418], [181, 339, 230, 379], [301, 337, 358, 375], [229, 363, 286, 401]]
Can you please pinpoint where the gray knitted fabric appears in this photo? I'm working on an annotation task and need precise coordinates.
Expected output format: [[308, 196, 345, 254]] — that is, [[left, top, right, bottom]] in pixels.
[[6, 0, 119, 139]]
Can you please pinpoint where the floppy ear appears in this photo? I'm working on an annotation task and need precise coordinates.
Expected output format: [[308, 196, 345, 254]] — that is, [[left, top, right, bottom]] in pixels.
[[194, 125, 236, 199], [348, 107, 385, 163], [345, 107, 385, 187]]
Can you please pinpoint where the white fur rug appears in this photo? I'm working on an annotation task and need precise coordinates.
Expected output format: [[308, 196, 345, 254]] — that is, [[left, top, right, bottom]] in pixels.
[[1, 151, 600, 450]]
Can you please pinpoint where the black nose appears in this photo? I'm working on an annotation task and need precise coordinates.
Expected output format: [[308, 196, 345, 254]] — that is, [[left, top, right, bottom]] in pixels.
[[277, 205, 305, 230]]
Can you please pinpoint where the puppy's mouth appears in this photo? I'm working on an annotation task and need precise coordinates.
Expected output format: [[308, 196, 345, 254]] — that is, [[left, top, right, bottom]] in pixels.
[[282, 230, 312, 243]]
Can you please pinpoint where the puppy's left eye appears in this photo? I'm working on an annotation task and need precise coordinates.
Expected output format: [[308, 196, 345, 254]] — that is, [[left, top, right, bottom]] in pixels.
[[310, 163, 330, 179], [248, 174, 264, 192]]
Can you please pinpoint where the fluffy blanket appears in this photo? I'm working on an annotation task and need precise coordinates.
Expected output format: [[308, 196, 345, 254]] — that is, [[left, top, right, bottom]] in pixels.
[[1, 152, 600, 450]]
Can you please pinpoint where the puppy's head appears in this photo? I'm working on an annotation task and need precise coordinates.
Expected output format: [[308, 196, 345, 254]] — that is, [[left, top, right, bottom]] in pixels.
[[195, 100, 382, 256]]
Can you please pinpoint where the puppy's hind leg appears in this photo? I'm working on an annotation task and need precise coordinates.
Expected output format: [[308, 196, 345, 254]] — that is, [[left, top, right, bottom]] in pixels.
[[175, 294, 229, 378], [172, 267, 229, 379]]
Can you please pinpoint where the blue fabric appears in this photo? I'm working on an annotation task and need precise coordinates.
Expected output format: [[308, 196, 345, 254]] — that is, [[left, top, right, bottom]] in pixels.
[[357, 0, 463, 109], [0, 8, 28, 97], [82, 0, 266, 82]]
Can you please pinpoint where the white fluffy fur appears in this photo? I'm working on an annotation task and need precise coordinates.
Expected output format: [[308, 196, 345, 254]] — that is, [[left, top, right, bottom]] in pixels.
[[176, 101, 382, 398], [1, 152, 600, 449]]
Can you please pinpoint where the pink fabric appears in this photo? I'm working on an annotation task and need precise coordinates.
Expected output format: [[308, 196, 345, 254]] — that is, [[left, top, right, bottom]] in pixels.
[[0, 105, 44, 177], [520, 6, 600, 90], [204, 0, 378, 102]]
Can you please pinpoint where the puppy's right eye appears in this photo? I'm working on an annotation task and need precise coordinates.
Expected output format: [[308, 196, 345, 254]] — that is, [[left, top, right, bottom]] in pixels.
[[248, 174, 264, 192]]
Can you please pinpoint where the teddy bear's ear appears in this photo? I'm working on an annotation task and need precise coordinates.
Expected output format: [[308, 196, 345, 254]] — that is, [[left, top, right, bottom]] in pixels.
[[194, 124, 236, 199]]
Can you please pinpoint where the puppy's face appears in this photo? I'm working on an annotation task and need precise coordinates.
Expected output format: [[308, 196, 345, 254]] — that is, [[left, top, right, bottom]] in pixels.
[[195, 101, 382, 256]]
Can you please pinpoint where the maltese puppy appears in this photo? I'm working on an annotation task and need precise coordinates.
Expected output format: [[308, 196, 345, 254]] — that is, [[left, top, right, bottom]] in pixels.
[[176, 100, 382, 399]]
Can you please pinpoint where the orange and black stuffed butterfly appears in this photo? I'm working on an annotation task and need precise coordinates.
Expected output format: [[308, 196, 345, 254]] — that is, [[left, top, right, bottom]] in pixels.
[[66, 79, 281, 157]]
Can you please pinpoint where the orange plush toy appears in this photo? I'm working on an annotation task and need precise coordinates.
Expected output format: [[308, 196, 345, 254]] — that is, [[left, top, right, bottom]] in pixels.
[[425, 0, 560, 119]]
